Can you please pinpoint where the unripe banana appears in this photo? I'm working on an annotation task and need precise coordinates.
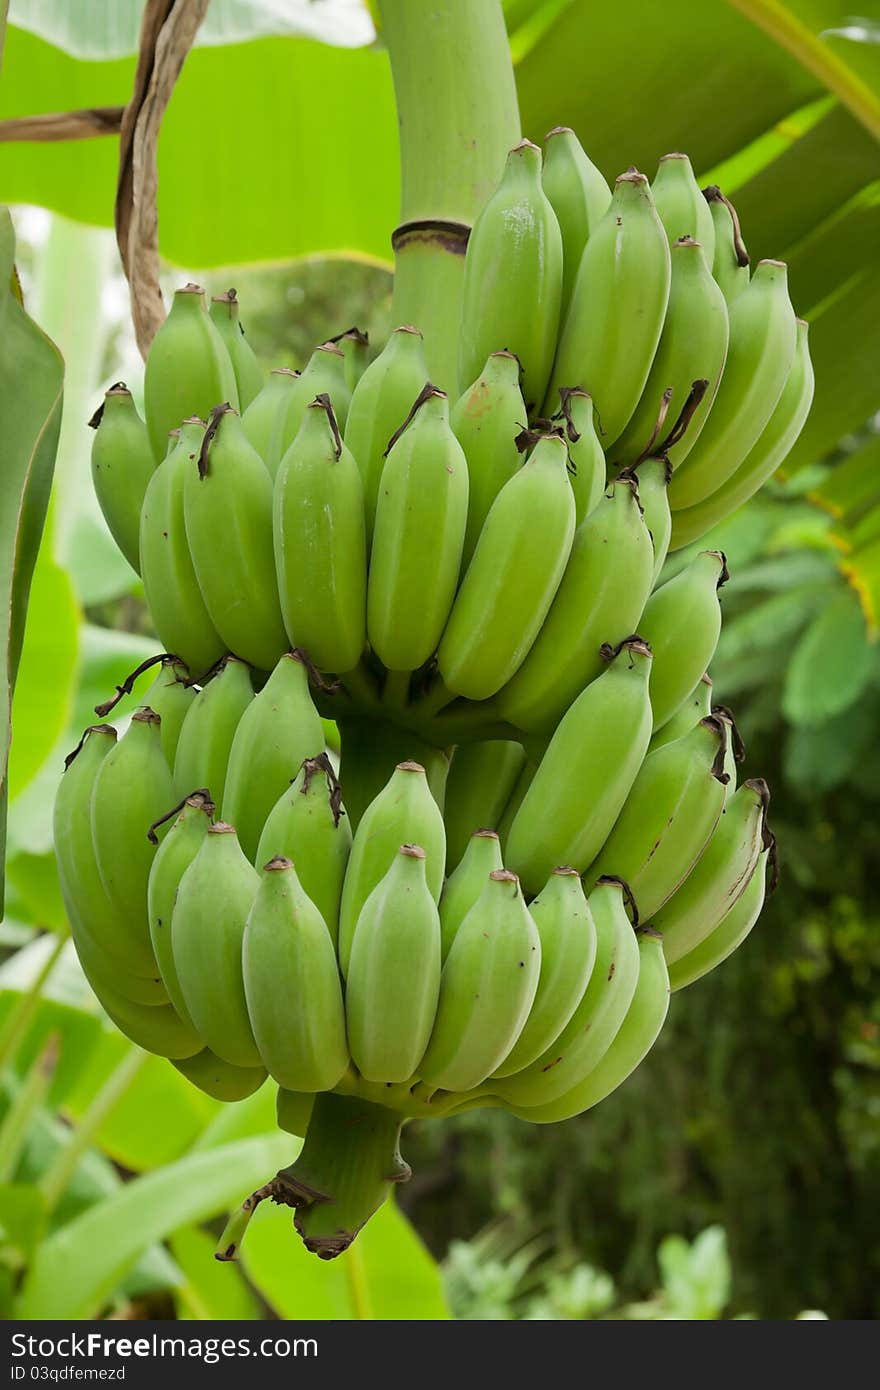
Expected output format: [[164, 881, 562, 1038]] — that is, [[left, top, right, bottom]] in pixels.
[[172, 822, 261, 1067], [147, 789, 215, 1026], [443, 742, 526, 872], [418, 870, 541, 1093], [139, 418, 226, 676], [497, 478, 653, 734], [437, 433, 575, 701], [639, 549, 727, 730], [510, 928, 669, 1123], [337, 760, 446, 977], [703, 186, 750, 304], [183, 403, 287, 671], [585, 715, 729, 920], [367, 385, 468, 674], [54, 724, 158, 980], [439, 828, 504, 960], [70, 917, 167, 1006], [497, 754, 538, 852], [329, 326, 370, 393], [222, 650, 325, 862], [452, 350, 526, 567], [493, 868, 597, 1077], [712, 705, 743, 799], [79, 963, 201, 1060], [143, 283, 238, 460], [541, 126, 612, 318], [274, 395, 367, 675], [344, 325, 428, 538], [613, 237, 729, 469], [648, 673, 712, 752], [546, 169, 671, 445], [90, 708, 175, 970], [668, 846, 769, 991], [172, 1048, 267, 1102], [243, 856, 349, 1091], [241, 367, 299, 473], [459, 139, 563, 409], [88, 383, 155, 573], [651, 153, 716, 260], [669, 317, 814, 549], [209, 289, 264, 410], [653, 778, 769, 962], [141, 656, 194, 765], [494, 877, 639, 1108], [631, 458, 672, 584], [554, 389, 607, 525], [346, 844, 442, 1083], [172, 655, 254, 804], [668, 259, 798, 510], [506, 638, 653, 894], [273, 342, 350, 462], [255, 752, 352, 945]]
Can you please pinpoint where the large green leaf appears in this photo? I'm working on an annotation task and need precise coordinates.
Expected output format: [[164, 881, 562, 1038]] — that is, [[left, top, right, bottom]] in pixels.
[[15, 1131, 291, 1318], [782, 586, 878, 723], [0, 208, 63, 910]]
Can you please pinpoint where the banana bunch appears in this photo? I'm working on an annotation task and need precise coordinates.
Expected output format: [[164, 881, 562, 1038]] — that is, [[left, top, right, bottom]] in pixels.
[[75, 124, 798, 1261]]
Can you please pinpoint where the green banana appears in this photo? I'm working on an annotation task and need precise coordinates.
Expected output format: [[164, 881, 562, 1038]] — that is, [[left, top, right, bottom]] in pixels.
[[147, 789, 215, 1026], [337, 760, 446, 977], [367, 385, 468, 675], [492, 868, 597, 1077], [670, 317, 814, 549], [90, 708, 175, 970], [418, 870, 541, 1093], [143, 283, 238, 459], [437, 433, 575, 701], [648, 673, 712, 752], [443, 742, 526, 872], [78, 960, 201, 1059], [554, 389, 607, 525], [172, 655, 254, 804], [459, 139, 563, 410], [631, 458, 672, 584], [172, 1048, 267, 1102], [70, 916, 166, 1006], [255, 752, 352, 946], [651, 153, 715, 260], [712, 704, 743, 798], [497, 477, 653, 734], [639, 549, 727, 730], [88, 383, 155, 573], [344, 325, 428, 538], [183, 403, 287, 671], [613, 236, 729, 469], [346, 844, 442, 1083], [54, 724, 157, 979], [585, 715, 729, 920], [241, 367, 300, 472], [139, 418, 226, 675], [452, 350, 526, 567], [668, 259, 798, 510], [329, 326, 370, 393], [209, 289, 264, 410], [703, 186, 750, 304], [274, 395, 367, 675], [493, 876, 639, 1108], [541, 126, 612, 318], [546, 169, 671, 445], [497, 754, 538, 852], [273, 342, 351, 462], [668, 846, 769, 991], [506, 638, 653, 895], [243, 856, 349, 1091], [439, 828, 504, 960], [653, 778, 769, 963], [141, 656, 194, 765], [509, 927, 669, 1123], [222, 650, 325, 862], [172, 822, 261, 1067]]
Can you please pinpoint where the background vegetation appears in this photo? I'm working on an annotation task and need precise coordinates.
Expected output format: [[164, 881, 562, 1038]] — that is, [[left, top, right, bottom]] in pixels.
[[0, 0, 877, 1319]]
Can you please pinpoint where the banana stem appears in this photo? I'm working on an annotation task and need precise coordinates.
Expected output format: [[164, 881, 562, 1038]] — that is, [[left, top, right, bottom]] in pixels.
[[377, 0, 520, 388], [381, 667, 411, 711], [217, 1093, 409, 1262]]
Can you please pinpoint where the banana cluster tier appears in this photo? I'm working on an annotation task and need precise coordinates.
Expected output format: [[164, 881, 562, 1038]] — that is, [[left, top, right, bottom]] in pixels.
[[67, 127, 805, 1257]]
